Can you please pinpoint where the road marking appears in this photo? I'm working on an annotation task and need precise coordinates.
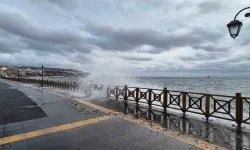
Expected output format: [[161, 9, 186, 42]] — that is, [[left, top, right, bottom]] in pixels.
[[0, 115, 115, 145]]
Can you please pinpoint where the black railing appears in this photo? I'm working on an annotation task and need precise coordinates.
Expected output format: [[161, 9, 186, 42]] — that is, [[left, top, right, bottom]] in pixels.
[[107, 85, 250, 127]]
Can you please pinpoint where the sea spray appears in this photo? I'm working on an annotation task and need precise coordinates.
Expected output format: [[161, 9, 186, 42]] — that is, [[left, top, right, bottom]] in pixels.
[[77, 75, 163, 98]]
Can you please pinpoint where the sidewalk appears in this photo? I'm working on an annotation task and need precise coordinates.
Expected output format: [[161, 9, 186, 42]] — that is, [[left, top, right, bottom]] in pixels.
[[0, 81, 46, 125], [0, 79, 218, 150]]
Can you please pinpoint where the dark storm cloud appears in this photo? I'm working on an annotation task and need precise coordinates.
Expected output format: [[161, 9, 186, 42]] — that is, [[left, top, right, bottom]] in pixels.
[[0, 29, 24, 54], [0, 8, 92, 56], [0, 9, 82, 43], [22, 39, 92, 55], [0, 41, 23, 54], [84, 23, 223, 53]]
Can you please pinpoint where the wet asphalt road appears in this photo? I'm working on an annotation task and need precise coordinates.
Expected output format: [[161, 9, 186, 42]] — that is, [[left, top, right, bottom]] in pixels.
[[0, 80, 202, 150]]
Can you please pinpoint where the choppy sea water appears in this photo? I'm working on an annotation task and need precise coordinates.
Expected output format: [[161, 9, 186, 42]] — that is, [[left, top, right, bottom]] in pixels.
[[43, 76, 250, 97]]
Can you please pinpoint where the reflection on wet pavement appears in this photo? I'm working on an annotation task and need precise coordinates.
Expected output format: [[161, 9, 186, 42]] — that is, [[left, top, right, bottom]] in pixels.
[[87, 98, 250, 150]]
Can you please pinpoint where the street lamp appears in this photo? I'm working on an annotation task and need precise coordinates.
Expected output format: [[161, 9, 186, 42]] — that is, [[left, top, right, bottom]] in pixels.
[[227, 7, 250, 38], [41, 65, 44, 87]]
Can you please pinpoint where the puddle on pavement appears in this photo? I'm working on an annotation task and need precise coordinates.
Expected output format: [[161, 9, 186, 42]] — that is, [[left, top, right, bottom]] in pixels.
[[87, 98, 250, 150]]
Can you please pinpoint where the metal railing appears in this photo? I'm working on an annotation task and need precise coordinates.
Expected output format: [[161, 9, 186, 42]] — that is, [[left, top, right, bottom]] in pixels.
[[107, 85, 250, 127]]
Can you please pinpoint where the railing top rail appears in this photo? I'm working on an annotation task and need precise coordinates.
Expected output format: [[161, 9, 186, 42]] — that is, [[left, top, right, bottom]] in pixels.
[[151, 88, 163, 91], [127, 86, 162, 91], [127, 86, 139, 88], [126, 86, 235, 98], [138, 87, 151, 90], [167, 90, 235, 98], [242, 96, 250, 99]]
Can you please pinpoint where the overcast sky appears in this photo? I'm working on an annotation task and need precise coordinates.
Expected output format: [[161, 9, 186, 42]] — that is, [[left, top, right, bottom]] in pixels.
[[1, 0, 250, 77]]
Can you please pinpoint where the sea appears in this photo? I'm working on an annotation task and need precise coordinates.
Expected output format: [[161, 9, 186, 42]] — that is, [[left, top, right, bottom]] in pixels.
[[41, 76, 250, 97]]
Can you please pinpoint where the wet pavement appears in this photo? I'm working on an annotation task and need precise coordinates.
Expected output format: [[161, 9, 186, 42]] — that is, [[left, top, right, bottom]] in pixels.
[[87, 98, 250, 150], [0, 81, 46, 125], [0, 79, 204, 150]]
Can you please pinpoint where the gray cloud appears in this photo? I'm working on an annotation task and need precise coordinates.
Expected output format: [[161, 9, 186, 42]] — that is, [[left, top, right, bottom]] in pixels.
[[239, 24, 250, 45], [0, 6, 92, 57], [198, 1, 222, 13], [84, 23, 223, 53], [193, 45, 228, 52], [120, 55, 152, 61], [179, 51, 223, 62], [22, 38, 92, 55], [0, 29, 24, 54], [0, 41, 24, 54], [31, 0, 78, 9], [0, 7, 82, 43]]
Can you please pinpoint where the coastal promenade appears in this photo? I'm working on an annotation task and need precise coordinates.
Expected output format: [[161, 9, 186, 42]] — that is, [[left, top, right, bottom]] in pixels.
[[0, 79, 215, 150]]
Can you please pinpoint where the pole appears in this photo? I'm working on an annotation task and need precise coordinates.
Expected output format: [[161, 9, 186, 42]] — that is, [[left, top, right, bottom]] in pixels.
[[17, 70, 20, 82], [236, 93, 243, 127], [42, 69, 44, 87]]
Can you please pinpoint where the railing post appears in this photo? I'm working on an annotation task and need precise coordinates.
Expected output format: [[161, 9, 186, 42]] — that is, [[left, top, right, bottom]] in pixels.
[[182, 92, 187, 116], [163, 88, 168, 112], [236, 93, 243, 127], [124, 85, 128, 103], [135, 88, 139, 106], [115, 86, 119, 101], [205, 94, 211, 121], [106, 86, 110, 98], [60, 82, 63, 89], [76, 83, 79, 91], [148, 89, 152, 109], [69, 83, 72, 90], [73, 82, 76, 91]]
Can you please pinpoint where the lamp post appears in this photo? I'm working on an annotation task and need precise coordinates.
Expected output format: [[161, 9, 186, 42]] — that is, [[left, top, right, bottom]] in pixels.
[[17, 69, 20, 82], [227, 7, 250, 38], [41, 65, 44, 87]]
